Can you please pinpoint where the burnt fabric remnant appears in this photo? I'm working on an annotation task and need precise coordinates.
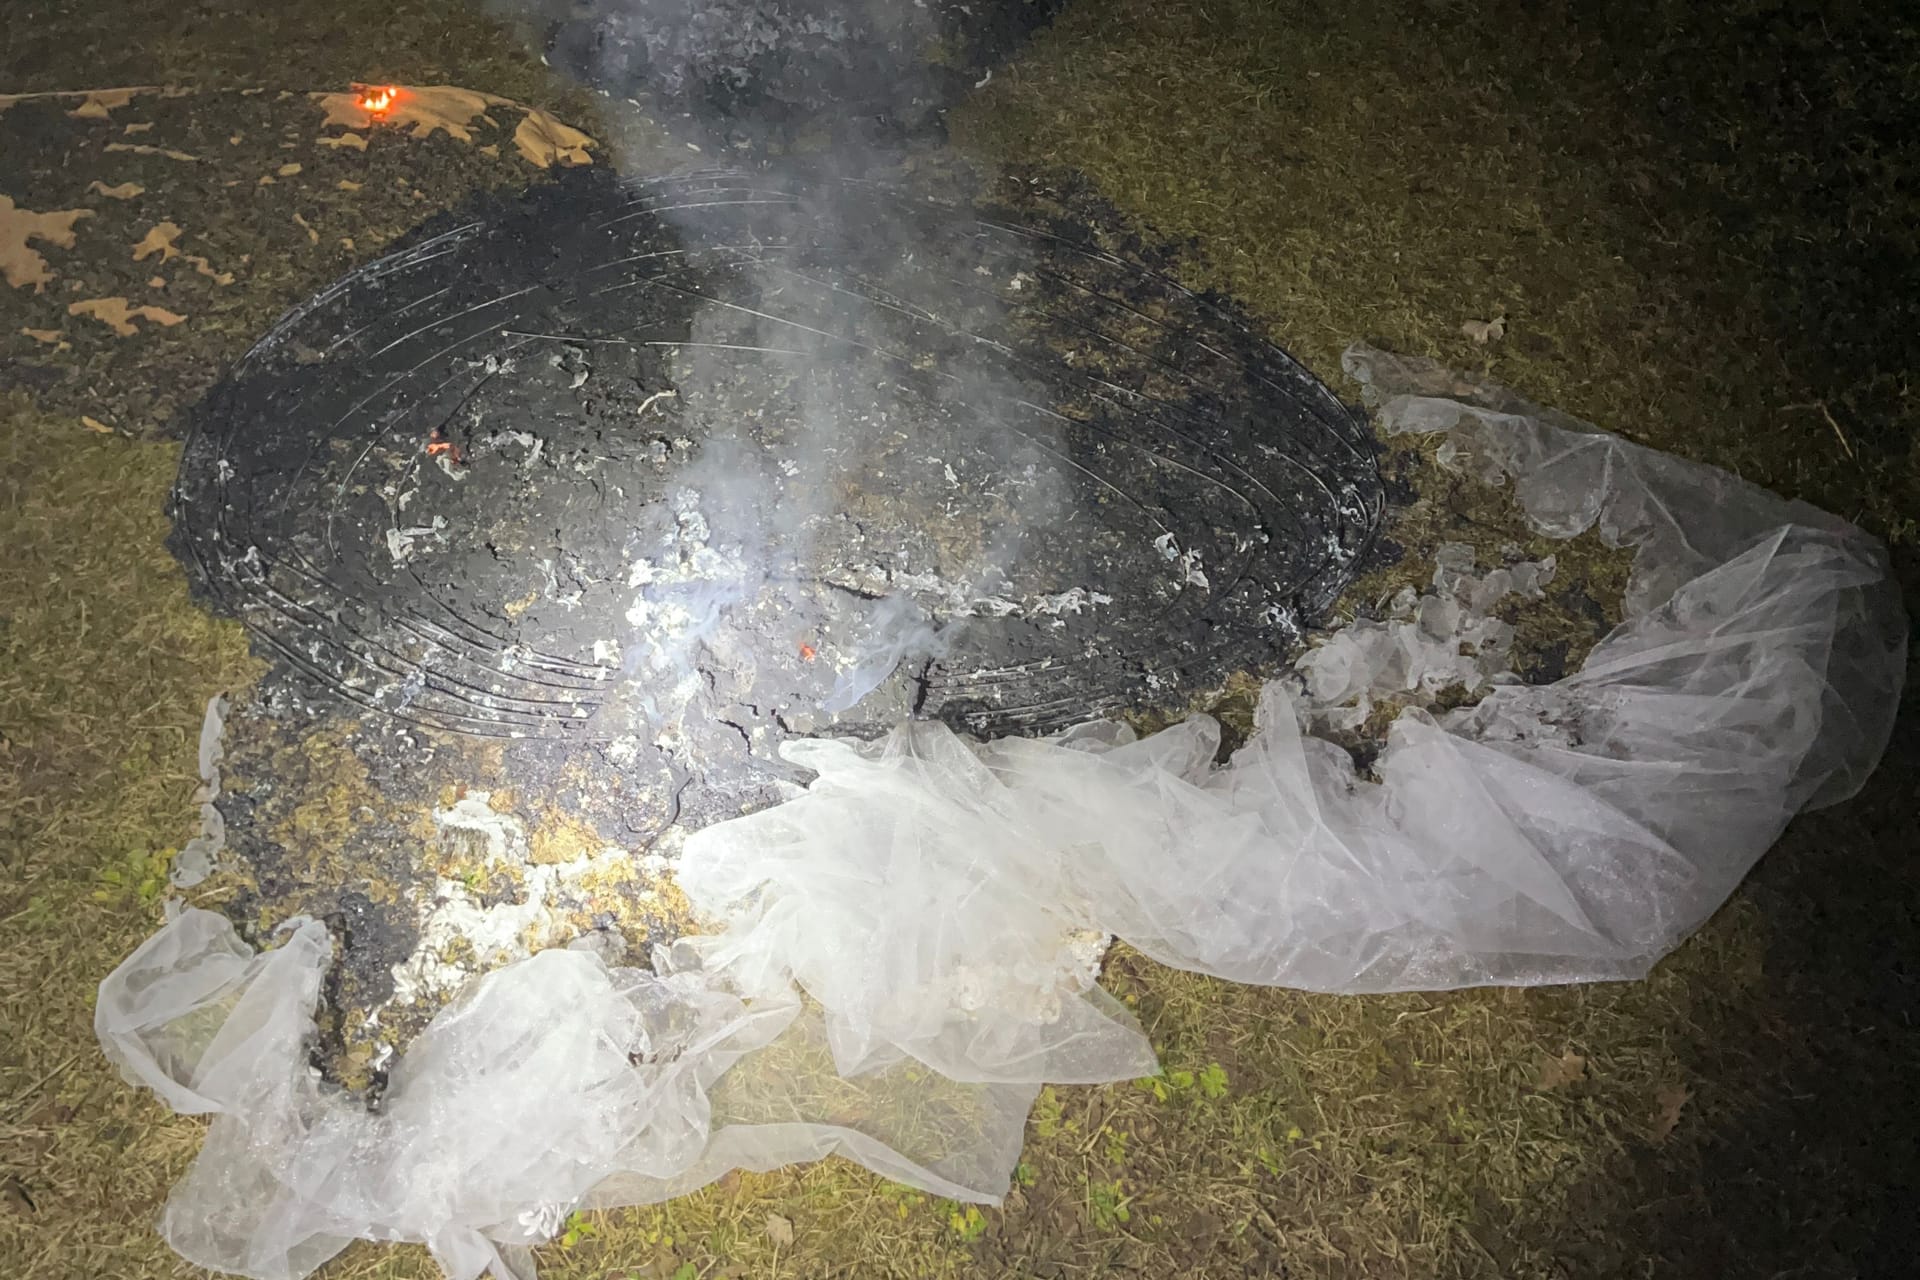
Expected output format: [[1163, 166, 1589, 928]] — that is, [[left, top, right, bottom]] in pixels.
[[169, 169, 1381, 1068]]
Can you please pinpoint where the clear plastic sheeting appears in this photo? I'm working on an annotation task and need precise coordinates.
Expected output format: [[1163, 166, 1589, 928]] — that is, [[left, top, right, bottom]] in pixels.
[[1342, 342, 1905, 810], [98, 911, 891, 1280], [99, 347, 1905, 1279], [168, 693, 229, 889], [1294, 541, 1557, 730]]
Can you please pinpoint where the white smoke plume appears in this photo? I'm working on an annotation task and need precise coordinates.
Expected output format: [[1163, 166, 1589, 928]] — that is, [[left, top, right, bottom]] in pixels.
[[490, 0, 1067, 722]]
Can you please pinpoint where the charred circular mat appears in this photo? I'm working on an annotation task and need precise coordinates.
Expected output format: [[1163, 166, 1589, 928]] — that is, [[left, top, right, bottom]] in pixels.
[[176, 168, 1382, 759]]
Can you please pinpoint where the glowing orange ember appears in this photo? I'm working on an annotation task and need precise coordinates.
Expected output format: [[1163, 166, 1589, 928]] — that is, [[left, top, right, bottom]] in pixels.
[[358, 86, 397, 115], [425, 428, 464, 465]]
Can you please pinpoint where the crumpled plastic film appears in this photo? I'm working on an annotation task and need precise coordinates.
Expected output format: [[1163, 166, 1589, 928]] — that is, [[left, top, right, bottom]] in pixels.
[[1341, 341, 1905, 809], [168, 693, 228, 889], [98, 348, 1905, 1278], [98, 910, 827, 1280], [1293, 541, 1558, 730]]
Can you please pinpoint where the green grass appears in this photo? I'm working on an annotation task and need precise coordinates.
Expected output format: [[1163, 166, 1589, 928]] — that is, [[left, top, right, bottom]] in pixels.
[[0, 399, 259, 1277]]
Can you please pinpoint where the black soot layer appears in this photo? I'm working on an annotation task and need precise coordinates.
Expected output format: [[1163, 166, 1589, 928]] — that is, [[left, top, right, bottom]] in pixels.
[[174, 169, 1383, 797]]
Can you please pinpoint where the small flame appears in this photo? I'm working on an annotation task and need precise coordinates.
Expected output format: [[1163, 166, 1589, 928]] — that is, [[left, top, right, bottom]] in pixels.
[[358, 86, 397, 116]]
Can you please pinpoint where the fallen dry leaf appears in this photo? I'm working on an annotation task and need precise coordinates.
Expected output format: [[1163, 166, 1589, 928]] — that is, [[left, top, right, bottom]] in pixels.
[[146, 275, 166, 288], [21, 327, 68, 347], [1534, 1050, 1587, 1091], [68, 296, 186, 336], [313, 84, 509, 143], [1461, 315, 1507, 344], [88, 180, 145, 200], [0, 87, 160, 114], [277, 162, 303, 177], [130, 222, 232, 284], [81, 415, 113, 433], [515, 108, 596, 169], [257, 176, 276, 186], [340, 237, 356, 251], [336, 179, 363, 192], [68, 89, 137, 120], [317, 133, 369, 151], [123, 121, 154, 134], [2, 196, 93, 292], [478, 143, 500, 158], [104, 142, 200, 163], [292, 212, 320, 245], [132, 221, 182, 263], [765, 1213, 795, 1248], [1650, 1082, 1690, 1144]]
